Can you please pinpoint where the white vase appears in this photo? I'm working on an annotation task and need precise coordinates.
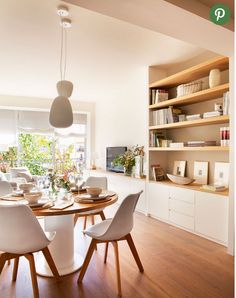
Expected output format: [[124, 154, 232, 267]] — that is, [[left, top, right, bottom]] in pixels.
[[209, 69, 221, 88]]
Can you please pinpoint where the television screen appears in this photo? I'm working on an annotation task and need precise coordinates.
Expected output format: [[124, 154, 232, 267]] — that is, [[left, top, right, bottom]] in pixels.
[[106, 147, 127, 173]]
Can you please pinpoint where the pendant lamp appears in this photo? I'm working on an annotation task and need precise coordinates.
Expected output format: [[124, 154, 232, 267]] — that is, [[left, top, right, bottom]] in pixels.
[[50, 6, 73, 128]]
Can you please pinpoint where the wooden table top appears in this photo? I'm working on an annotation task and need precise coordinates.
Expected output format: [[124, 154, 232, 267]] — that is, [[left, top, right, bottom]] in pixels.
[[0, 193, 118, 217]]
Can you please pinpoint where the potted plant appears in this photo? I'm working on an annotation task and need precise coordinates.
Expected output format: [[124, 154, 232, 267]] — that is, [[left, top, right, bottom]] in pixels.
[[113, 145, 144, 176]]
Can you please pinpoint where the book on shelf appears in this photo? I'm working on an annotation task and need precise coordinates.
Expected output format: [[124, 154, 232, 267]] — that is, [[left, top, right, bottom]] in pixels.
[[186, 140, 217, 147], [151, 106, 183, 126], [186, 114, 202, 121], [149, 131, 166, 147], [203, 110, 222, 118], [220, 127, 230, 146], [170, 142, 186, 148], [223, 91, 230, 115], [150, 89, 169, 105], [201, 184, 227, 192]]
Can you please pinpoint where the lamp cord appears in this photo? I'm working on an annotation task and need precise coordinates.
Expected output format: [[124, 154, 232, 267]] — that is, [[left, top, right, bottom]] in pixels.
[[59, 17, 68, 84]]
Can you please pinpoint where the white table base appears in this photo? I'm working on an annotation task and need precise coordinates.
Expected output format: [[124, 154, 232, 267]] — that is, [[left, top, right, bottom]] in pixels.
[[36, 214, 84, 277]]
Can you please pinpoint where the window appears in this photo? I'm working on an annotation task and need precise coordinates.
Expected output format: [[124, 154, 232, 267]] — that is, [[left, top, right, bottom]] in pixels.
[[0, 109, 89, 175]]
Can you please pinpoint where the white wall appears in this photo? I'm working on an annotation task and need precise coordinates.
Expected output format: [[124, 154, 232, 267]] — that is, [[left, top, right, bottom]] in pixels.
[[95, 66, 148, 169]]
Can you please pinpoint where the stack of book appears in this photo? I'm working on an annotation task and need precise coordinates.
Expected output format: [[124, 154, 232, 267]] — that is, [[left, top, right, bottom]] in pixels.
[[170, 142, 187, 148], [220, 127, 230, 146], [223, 91, 230, 115], [186, 141, 217, 147], [203, 110, 222, 118], [150, 89, 169, 105], [149, 131, 166, 147], [151, 106, 183, 125], [201, 184, 227, 192], [186, 114, 202, 121]]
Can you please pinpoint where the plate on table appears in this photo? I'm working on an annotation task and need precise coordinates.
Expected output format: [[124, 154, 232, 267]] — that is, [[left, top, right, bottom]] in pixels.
[[27, 199, 50, 208], [12, 190, 24, 197], [76, 191, 116, 201]]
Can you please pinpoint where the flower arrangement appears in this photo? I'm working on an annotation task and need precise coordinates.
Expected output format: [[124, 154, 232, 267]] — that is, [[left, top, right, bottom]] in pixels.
[[112, 145, 144, 176], [57, 170, 71, 191]]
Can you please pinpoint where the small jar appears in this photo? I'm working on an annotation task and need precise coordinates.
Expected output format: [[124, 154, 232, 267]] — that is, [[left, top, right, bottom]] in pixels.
[[209, 69, 221, 88]]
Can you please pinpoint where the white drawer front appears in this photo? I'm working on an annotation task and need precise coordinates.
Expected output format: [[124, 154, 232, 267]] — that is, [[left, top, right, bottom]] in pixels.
[[169, 210, 194, 230], [195, 191, 228, 243], [169, 199, 195, 217], [169, 187, 194, 204]]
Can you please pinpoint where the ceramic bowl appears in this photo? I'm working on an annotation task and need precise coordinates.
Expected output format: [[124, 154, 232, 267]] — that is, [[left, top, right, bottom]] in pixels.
[[19, 183, 34, 193], [167, 174, 195, 185], [86, 187, 102, 197], [24, 191, 42, 204]]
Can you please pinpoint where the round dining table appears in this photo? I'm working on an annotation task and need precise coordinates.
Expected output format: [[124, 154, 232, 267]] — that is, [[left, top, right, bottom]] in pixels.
[[0, 193, 118, 277]]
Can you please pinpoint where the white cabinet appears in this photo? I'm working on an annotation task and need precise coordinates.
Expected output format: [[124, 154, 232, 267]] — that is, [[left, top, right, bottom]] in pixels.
[[169, 187, 195, 231], [195, 191, 228, 244], [147, 182, 169, 221], [84, 170, 146, 213], [147, 182, 228, 245], [130, 179, 146, 213]]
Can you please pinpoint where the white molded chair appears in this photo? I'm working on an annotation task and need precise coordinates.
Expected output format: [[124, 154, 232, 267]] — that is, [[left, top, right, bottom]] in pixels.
[[0, 205, 60, 298], [74, 176, 108, 229], [0, 181, 13, 196], [78, 191, 144, 296]]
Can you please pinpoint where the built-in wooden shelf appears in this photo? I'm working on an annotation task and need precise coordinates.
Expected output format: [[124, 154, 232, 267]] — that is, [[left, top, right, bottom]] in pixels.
[[149, 83, 229, 110], [149, 115, 229, 130], [149, 180, 229, 196], [149, 56, 229, 88], [149, 146, 229, 152]]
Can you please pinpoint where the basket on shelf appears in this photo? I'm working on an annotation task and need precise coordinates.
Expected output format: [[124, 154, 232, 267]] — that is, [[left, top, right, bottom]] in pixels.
[[177, 81, 202, 97]]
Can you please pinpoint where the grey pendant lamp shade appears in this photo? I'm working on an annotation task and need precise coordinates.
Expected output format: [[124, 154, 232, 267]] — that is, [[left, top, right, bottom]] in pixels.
[[49, 96, 73, 128], [49, 6, 74, 128]]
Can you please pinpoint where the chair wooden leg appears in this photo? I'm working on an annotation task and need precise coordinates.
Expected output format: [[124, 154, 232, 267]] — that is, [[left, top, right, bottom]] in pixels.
[[41, 247, 60, 278], [83, 216, 87, 230], [78, 239, 97, 283], [125, 234, 144, 272], [74, 214, 79, 226], [112, 241, 122, 297], [0, 255, 7, 275], [99, 211, 106, 221], [12, 257, 19, 281], [25, 253, 39, 298], [104, 242, 109, 263], [91, 215, 95, 225], [7, 259, 11, 265]]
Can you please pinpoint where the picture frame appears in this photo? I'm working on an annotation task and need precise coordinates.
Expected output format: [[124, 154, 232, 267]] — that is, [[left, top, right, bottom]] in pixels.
[[173, 161, 186, 177], [152, 166, 165, 181], [193, 161, 208, 184], [214, 162, 229, 187]]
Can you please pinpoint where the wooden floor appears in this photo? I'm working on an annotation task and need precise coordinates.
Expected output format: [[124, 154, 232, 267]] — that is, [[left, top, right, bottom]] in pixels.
[[0, 204, 234, 298]]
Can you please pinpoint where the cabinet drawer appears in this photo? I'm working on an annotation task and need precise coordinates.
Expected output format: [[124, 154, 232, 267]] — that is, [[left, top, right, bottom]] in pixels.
[[169, 210, 194, 230], [169, 199, 195, 217], [195, 191, 228, 243], [169, 187, 194, 204], [148, 183, 169, 220]]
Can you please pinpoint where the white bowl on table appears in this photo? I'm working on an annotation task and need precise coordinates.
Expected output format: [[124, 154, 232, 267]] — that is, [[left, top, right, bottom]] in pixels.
[[167, 174, 194, 185], [86, 187, 102, 197], [19, 183, 34, 193], [24, 191, 42, 204]]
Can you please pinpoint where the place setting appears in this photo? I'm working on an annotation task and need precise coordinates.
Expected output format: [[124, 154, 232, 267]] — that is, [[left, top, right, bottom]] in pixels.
[[75, 187, 116, 204]]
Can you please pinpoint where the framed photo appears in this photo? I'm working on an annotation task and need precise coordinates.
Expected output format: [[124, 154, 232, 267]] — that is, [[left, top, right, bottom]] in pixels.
[[214, 162, 229, 187], [152, 166, 165, 181], [173, 161, 186, 177], [193, 161, 208, 184]]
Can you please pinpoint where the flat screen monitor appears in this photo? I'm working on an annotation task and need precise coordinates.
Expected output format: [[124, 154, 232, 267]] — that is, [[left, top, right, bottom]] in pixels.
[[106, 146, 127, 173]]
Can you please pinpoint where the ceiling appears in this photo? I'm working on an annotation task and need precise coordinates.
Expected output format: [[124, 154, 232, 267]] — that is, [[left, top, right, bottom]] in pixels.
[[0, 0, 208, 102]]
